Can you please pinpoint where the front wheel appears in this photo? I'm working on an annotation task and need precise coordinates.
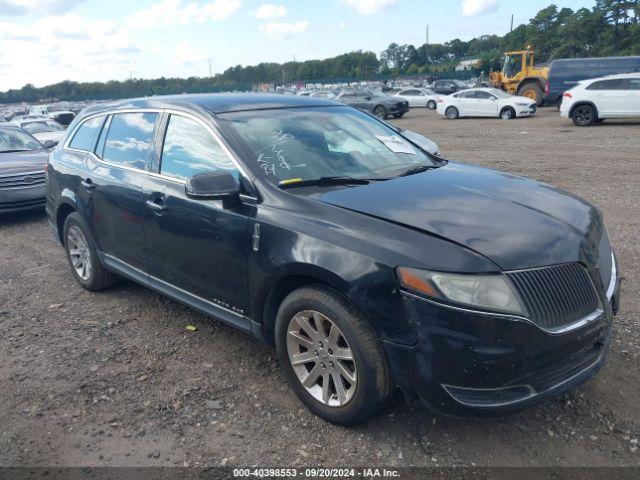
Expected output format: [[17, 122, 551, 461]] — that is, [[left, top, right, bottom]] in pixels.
[[275, 286, 392, 426], [373, 105, 387, 119], [445, 106, 459, 120], [427, 100, 436, 110], [500, 107, 515, 120], [572, 105, 596, 126]]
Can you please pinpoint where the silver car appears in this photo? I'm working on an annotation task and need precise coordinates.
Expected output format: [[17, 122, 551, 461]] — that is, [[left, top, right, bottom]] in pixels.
[[0, 126, 51, 213]]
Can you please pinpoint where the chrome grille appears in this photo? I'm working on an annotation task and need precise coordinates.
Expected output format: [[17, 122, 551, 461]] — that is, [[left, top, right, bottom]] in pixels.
[[0, 171, 45, 189], [507, 263, 599, 330]]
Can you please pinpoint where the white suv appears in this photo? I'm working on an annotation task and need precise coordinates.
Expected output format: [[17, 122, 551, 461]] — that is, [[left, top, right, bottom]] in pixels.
[[560, 73, 640, 126]]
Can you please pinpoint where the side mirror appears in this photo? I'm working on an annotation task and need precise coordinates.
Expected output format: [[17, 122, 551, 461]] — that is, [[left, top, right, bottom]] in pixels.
[[43, 139, 58, 149], [185, 171, 240, 202]]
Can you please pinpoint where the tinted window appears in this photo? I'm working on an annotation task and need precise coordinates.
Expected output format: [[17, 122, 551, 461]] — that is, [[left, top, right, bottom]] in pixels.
[[474, 91, 495, 99], [69, 116, 105, 151], [160, 115, 237, 180], [457, 91, 474, 98], [102, 112, 157, 170], [587, 79, 627, 90], [629, 79, 640, 90], [403, 90, 422, 96]]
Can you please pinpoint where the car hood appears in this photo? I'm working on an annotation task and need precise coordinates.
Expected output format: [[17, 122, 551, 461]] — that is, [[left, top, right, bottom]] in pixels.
[[0, 149, 48, 175], [32, 131, 65, 143], [314, 162, 603, 271], [507, 95, 536, 104]]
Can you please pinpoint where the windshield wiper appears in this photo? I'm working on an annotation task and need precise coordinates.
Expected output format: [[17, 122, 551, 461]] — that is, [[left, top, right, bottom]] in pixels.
[[0, 149, 32, 153], [279, 176, 373, 189], [397, 164, 439, 177]]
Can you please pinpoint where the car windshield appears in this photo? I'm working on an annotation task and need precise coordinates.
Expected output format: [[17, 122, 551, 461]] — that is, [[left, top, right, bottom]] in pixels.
[[219, 106, 440, 184], [487, 89, 510, 98], [22, 121, 63, 134], [0, 128, 42, 152]]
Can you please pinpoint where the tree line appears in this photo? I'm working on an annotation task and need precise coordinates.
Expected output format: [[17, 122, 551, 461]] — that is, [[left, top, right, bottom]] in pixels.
[[1, 0, 639, 103]]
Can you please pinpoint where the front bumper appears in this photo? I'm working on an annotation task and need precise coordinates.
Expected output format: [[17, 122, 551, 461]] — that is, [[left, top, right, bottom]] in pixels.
[[0, 184, 46, 214], [383, 278, 620, 416], [389, 102, 410, 115]]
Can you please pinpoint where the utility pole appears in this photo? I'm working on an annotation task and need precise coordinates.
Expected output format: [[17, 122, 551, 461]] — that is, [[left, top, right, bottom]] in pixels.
[[510, 14, 514, 32], [425, 25, 429, 64], [208, 58, 213, 78]]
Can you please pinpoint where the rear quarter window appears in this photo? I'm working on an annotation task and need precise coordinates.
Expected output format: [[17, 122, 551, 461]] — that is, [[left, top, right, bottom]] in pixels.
[[69, 116, 106, 151]]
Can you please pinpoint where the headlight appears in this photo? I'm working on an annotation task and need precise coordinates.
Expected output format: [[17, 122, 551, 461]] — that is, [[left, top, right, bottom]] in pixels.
[[396, 267, 526, 316], [516, 102, 531, 107]]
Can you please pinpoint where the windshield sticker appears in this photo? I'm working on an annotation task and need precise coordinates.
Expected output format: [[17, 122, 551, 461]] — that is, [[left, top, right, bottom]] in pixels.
[[375, 135, 416, 155], [254, 130, 305, 175]]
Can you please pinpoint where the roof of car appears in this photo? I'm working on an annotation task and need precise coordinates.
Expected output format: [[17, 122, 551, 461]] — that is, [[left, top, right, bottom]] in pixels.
[[80, 93, 342, 117]]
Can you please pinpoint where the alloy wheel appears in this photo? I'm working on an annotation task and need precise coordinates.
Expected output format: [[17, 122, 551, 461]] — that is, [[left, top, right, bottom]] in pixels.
[[67, 226, 92, 281], [501, 109, 514, 120], [573, 106, 594, 126], [286, 310, 357, 407]]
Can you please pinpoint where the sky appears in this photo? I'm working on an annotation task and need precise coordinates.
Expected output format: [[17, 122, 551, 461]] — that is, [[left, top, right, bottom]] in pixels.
[[0, 0, 596, 91]]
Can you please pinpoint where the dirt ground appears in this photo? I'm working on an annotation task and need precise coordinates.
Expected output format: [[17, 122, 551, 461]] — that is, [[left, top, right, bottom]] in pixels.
[[1, 107, 639, 469]]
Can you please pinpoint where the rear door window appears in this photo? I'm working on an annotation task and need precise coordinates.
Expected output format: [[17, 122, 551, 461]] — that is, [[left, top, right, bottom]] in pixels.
[[69, 116, 106, 151], [102, 112, 158, 170], [160, 114, 237, 181], [587, 79, 628, 90], [628, 79, 640, 90]]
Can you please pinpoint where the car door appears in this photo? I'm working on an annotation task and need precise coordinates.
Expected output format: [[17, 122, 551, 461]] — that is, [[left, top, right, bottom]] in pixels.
[[474, 90, 499, 117], [586, 78, 627, 116], [627, 78, 640, 116], [454, 90, 476, 116], [73, 111, 158, 272], [141, 112, 252, 317], [401, 89, 425, 107]]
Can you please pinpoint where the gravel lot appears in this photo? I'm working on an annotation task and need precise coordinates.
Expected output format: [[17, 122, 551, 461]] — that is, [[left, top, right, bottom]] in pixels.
[[1, 107, 639, 469]]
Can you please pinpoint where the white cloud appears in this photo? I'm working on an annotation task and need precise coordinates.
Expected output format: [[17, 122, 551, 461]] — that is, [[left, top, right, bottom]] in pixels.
[[338, 21, 348, 29], [126, 0, 241, 30], [251, 3, 286, 20], [259, 20, 309, 39], [339, 0, 396, 15], [0, 0, 83, 15], [173, 41, 209, 66], [0, 14, 139, 90], [462, 0, 498, 17]]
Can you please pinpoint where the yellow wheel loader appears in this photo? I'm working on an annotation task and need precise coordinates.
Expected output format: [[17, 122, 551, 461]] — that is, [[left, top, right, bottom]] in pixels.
[[489, 47, 549, 106]]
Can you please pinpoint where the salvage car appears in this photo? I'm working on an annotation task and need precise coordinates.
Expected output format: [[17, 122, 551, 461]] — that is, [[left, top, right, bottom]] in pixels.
[[336, 89, 409, 119], [437, 88, 537, 120], [393, 87, 438, 109], [560, 73, 640, 126], [46, 94, 619, 426], [0, 125, 52, 213], [18, 119, 66, 145]]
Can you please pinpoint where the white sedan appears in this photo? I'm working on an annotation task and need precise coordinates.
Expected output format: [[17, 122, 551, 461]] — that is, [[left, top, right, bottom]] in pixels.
[[393, 88, 438, 109], [436, 88, 536, 120], [19, 119, 66, 145]]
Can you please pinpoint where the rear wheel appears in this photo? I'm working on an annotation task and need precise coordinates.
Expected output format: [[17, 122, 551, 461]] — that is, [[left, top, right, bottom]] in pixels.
[[275, 286, 391, 426], [373, 105, 387, 119], [572, 105, 596, 127], [500, 107, 516, 120], [518, 83, 543, 106], [427, 100, 436, 110], [445, 106, 459, 120], [63, 212, 119, 291]]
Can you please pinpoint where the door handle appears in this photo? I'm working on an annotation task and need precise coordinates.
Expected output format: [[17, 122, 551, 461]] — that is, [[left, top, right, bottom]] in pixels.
[[146, 198, 168, 213], [81, 178, 96, 191]]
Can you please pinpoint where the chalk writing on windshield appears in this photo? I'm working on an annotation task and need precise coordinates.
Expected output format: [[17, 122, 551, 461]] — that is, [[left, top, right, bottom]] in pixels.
[[254, 130, 304, 176]]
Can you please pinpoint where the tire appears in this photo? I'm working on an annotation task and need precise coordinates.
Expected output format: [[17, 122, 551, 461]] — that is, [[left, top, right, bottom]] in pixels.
[[595, 118, 605, 124], [427, 100, 436, 110], [571, 104, 596, 127], [63, 212, 119, 291], [373, 105, 387, 119], [500, 107, 516, 120], [518, 82, 543, 106], [445, 106, 459, 120], [275, 285, 392, 426], [393, 113, 404, 118]]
